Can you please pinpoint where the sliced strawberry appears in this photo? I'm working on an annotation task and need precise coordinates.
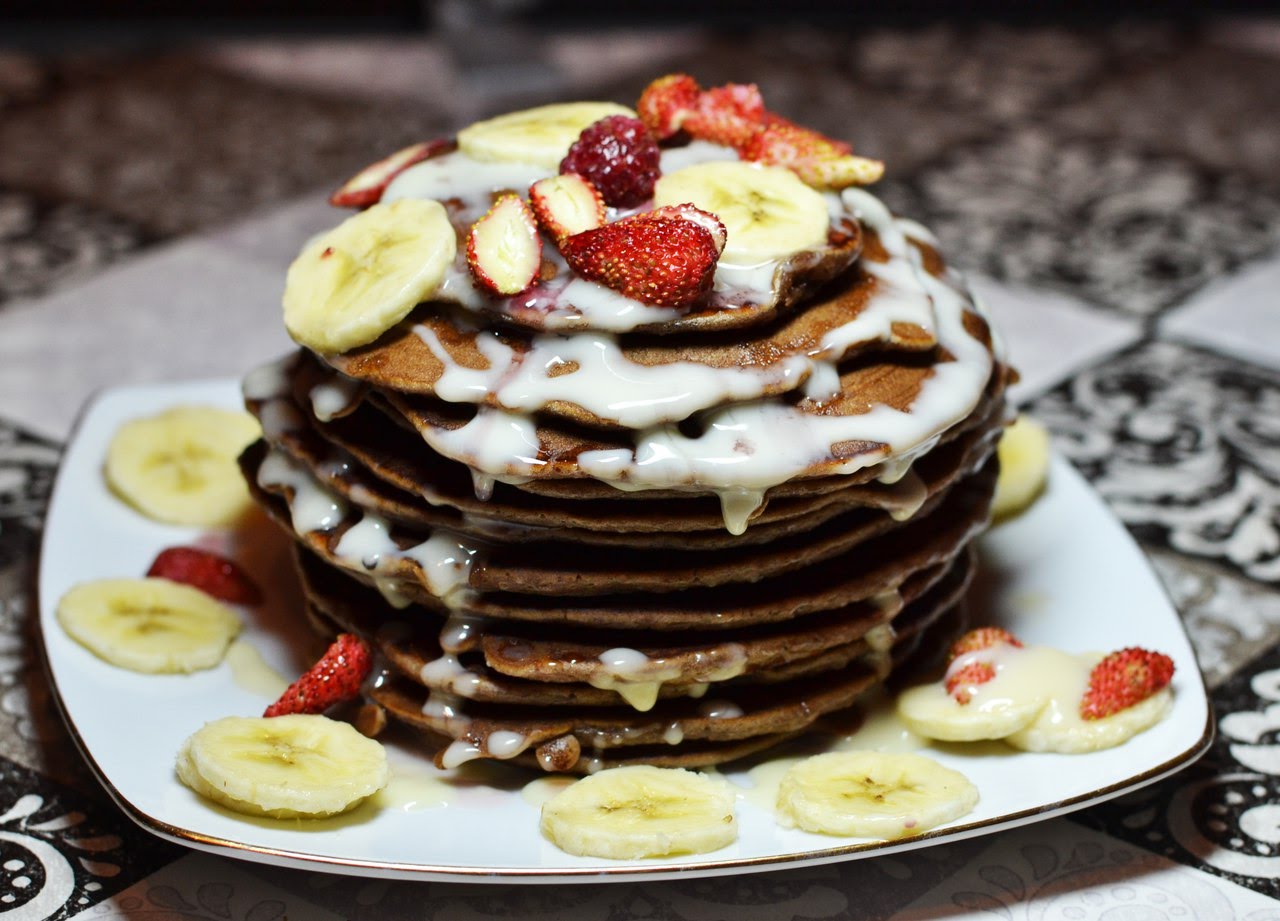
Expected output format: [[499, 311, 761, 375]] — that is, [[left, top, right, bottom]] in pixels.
[[146, 546, 261, 605], [560, 213, 719, 309], [529, 173, 606, 244], [264, 633, 373, 717], [637, 73, 701, 139], [644, 204, 727, 254], [946, 661, 996, 705], [947, 627, 1022, 663], [682, 82, 768, 149], [329, 139, 449, 209], [739, 121, 881, 189], [466, 193, 543, 296], [1080, 647, 1175, 720], [560, 115, 661, 208]]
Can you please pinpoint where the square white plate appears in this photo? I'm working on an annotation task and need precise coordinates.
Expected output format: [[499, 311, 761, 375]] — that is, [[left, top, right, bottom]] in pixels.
[[38, 378, 1213, 883]]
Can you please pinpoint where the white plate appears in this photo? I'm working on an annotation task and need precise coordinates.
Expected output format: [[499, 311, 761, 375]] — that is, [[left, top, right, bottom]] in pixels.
[[39, 378, 1213, 883]]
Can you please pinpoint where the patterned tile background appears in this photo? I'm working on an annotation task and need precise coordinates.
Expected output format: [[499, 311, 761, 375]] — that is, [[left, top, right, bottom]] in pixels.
[[1, 13, 1279, 919]]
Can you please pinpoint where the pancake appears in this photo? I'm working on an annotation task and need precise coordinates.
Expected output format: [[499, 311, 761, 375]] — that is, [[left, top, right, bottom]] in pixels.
[[239, 92, 1012, 773]]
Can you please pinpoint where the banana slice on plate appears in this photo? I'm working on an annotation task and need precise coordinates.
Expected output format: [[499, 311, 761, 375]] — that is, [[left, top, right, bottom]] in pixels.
[[57, 578, 241, 674], [105, 405, 260, 526], [992, 414, 1051, 521], [458, 102, 636, 169], [283, 198, 455, 355], [177, 714, 388, 818], [540, 765, 737, 859], [777, 751, 978, 840], [653, 161, 830, 263], [896, 679, 1045, 742]]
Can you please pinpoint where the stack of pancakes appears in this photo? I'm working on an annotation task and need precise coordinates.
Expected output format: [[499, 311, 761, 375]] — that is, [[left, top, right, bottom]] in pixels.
[[240, 143, 1011, 774]]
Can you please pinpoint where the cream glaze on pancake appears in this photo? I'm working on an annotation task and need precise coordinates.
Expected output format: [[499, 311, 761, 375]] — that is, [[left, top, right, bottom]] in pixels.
[[243, 450, 994, 628], [249, 365, 1001, 539], [294, 542, 969, 707], [322, 238, 936, 432]]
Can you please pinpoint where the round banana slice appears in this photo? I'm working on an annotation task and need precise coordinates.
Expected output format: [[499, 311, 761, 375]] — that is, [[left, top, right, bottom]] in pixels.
[[992, 414, 1051, 521], [653, 161, 830, 263], [777, 751, 978, 840], [57, 578, 241, 674], [458, 102, 636, 169], [283, 198, 455, 355], [177, 714, 388, 818], [896, 681, 1045, 743], [1005, 685, 1172, 754], [105, 405, 260, 526], [540, 765, 737, 859]]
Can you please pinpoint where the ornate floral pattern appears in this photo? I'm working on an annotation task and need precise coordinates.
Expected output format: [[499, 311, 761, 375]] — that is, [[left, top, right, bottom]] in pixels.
[[1030, 340, 1280, 583]]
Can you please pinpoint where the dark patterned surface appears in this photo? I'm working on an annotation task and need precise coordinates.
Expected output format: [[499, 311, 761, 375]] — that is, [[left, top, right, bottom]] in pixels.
[[1, 16, 1279, 918]]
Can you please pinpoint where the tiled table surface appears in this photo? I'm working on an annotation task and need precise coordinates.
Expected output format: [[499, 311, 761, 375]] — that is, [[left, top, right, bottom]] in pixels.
[[2, 18, 1280, 919]]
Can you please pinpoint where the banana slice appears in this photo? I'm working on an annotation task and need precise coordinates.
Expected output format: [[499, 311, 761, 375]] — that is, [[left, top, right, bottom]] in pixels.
[[283, 198, 455, 355], [652, 161, 829, 263], [777, 751, 978, 839], [540, 765, 737, 859], [177, 714, 388, 818], [57, 578, 241, 674], [992, 414, 1051, 521], [105, 405, 260, 526], [458, 102, 636, 169], [896, 678, 1045, 743]]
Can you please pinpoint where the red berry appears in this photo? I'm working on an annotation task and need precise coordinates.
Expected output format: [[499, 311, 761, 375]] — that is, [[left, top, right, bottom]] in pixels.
[[637, 73, 701, 139], [560, 212, 720, 309], [466, 194, 542, 296], [947, 627, 1021, 663], [329, 139, 450, 209], [147, 546, 261, 605], [682, 82, 768, 149], [264, 634, 373, 717], [560, 115, 661, 208], [946, 661, 996, 705], [1080, 647, 1175, 720]]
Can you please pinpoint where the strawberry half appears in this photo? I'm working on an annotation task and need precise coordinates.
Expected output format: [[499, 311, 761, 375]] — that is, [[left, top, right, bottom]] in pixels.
[[946, 661, 997, 705], [146, 546, 261, 605], [529, 173, 606, 244], [947, 626, 1022, 663], [1080, 647, 1175, 720], [264, 633, 373, 717], [637, 73, 701, 140], [329, 139, 449, 209], [560, 212, 720, 309], [466, 193, 543, 296], [739, 121, 883, 189], [645, 204, 727, 254], [682, 82, 768, 149]]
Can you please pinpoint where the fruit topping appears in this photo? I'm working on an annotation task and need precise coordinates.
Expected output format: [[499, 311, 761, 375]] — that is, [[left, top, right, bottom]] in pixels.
[[177, 714, 387, 818], [682, 81, 767, 149], [147, 546, 262, 605], [329, 140, 449, 209], [646, 203, 728, 253], [458, 101, 635, 168], [636, 73, 700, 140], [265, 633, 373, 717], [947, 626, 1022, 662], [466, 193, 543, 296], [105, 406, 261, 527], [777, 751, 978, 840], [529, 173, 606, 244], [945, 661, 997, 705], [57, 577, 241, 674], [560, 210, 721, 309], [284, 198, 455, 354], [1080, 647, 1175, 720], [559, 114, 661, 208], [992, 414, 1052, 521], [739, 121, 883, 188]]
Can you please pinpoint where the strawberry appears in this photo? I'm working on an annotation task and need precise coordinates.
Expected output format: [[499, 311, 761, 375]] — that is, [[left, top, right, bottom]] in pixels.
[[264, 633, 373, 717], [329, 139, 449, 208], [946, 661, 996, 705], [644, 204, 727, 254], [529, 173, 606, 244], [682, 82, 768, 149], [947, 626, 1022, 663], [466, 193, 543, 296], [1080, 647, 1175, 720], [637, 73, 701, 139], [146, 546, 261, 605], [560, 212, 719, 309], [739, 121, 882, 189], [560, 115, 661, 208]]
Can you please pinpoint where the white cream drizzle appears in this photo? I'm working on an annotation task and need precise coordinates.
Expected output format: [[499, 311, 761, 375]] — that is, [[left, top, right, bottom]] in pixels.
[[309, 375, 362, 422]]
